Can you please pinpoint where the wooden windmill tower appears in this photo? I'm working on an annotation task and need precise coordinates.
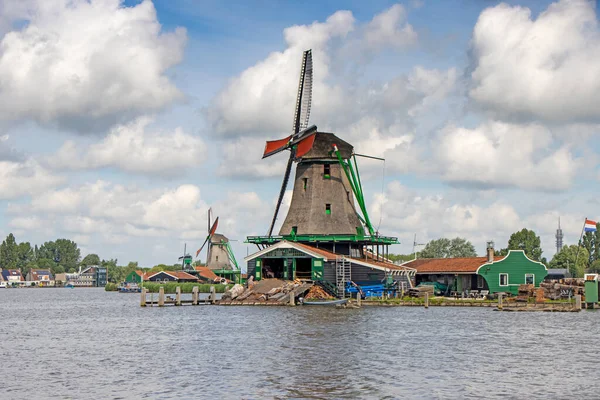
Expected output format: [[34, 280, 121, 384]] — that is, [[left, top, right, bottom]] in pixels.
[[196, 209, 241, 282]]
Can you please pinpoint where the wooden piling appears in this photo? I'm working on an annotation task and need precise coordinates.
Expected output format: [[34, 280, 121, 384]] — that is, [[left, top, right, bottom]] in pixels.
[[575, 294, 582, 310], [192, 286, 199, 305], [498, 293, 503, 310], [140, 287, 146, 307], [425, 292, 429, 308], [158, 287, 165, 307], [209, 286, 216, 304], [289, 292, 295, 306], [357, 293, 362, 307], [175, 286, 181, 306]]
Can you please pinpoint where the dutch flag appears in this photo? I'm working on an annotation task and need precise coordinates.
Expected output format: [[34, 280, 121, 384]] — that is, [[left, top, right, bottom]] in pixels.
[[585, 219, 597, 232]]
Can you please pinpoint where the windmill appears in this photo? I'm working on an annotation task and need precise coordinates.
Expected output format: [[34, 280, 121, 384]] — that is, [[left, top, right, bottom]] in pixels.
[[412, 234, 425, 260], [178, 243, 193, 270], [264, 49, 314, 237], [261, 49, 372, 239], [195, 209, 240, 281]]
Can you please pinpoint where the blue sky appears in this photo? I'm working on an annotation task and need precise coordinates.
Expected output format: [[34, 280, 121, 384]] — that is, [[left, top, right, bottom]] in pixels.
[[1, 0, 599, 268]]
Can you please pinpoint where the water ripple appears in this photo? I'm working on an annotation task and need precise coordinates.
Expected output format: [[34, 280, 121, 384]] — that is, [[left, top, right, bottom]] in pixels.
[[1, 289, 599, 399]]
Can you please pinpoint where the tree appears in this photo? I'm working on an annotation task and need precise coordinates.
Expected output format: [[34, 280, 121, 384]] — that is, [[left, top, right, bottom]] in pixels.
[[500, 229, 543, 261], [549, 245, 588, 278], [581, 223, 600, 263], [55, 239, 80, 271], [16, 242, 34, 272], [38, 239, 81, 272], [419, 237, 477, 259], [53, 265, 65, 274], [0, 233, 19, 268], [81, 254, 101, 267], [589, 259, 600, 273]]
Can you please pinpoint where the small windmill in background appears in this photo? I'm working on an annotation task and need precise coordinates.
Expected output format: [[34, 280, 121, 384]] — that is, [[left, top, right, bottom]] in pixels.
[[178, 243, 193, 271], [412, 234, 426, 260], [195, 208, 241, 282]]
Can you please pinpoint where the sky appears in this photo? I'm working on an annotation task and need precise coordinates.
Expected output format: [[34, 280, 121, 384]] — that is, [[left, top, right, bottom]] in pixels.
[[1, 0, 599, 269]]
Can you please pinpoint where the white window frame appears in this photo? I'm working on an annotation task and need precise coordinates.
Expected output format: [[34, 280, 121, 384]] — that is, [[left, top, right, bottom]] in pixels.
[[525, 273, 534, 285], [499, 273, 508, 286]]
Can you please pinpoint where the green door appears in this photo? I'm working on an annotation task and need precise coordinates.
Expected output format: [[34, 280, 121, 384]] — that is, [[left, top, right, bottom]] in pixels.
[[283, 259, 289, 280], [255, 259, 262, 281], [311, 258, 324, 281]]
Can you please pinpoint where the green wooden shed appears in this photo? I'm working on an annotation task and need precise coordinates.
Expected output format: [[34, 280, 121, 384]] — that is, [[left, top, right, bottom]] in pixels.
[[477, 250, 548, 295], [124, 270, 143, 283]]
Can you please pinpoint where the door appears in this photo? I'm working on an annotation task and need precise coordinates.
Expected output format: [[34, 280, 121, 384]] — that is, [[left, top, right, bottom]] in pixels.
[[311, 258, 324, 281]]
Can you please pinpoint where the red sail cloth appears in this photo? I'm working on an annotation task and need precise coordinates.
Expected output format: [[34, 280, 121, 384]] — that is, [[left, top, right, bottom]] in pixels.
[[263, 136, 292, 158], [294, 133, 316, 158]]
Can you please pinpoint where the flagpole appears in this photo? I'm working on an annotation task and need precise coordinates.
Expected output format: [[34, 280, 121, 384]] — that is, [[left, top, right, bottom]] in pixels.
[[574, 217, 587, 274]]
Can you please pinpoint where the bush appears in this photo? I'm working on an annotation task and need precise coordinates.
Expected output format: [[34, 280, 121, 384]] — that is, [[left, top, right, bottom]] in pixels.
[[141, 282, 233, 294], [105, 283, 118, 292]]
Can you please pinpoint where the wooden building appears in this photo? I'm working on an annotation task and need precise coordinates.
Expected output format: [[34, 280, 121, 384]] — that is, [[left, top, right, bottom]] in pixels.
[[404, 248, 548, 296], [245, 240, 415, 293], [476, 250, 547, 295]]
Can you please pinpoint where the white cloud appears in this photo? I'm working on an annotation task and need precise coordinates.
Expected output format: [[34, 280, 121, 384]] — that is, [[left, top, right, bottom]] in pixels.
[[469, 0, 600, 122], [0, 159, 64, 200], [364, 4, 417, 50], [217, 137, 286, 178], [384, 120, 583, 191], [49, 117, 205, 176], [0, 0, 186, 131], [434, 121, 581, 191]]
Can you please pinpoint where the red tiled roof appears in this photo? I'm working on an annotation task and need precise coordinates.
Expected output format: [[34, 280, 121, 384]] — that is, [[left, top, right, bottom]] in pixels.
[[195, 266, 218, 281], [404, 256, 504, 274]]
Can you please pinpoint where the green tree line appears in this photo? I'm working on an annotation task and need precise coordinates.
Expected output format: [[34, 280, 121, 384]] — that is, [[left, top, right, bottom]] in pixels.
[[0, 233, 203, 283]]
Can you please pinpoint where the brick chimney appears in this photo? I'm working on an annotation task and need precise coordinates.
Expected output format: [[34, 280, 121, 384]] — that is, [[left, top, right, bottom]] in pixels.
[[486, 241, 495, 262]]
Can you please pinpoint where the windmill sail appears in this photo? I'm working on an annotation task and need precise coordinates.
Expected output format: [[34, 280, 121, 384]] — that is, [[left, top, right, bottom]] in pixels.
[[196, 217, 219, 257], [267, 49, 313, 237], [293, 49, 313, 133]]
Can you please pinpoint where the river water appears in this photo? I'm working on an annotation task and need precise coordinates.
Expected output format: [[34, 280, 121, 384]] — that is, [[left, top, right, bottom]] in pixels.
[[1, 288, 599, 399]]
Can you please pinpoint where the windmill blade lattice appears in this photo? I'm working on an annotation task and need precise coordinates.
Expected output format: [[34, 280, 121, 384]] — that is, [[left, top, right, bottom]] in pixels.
[[267, 49, 314, 237]]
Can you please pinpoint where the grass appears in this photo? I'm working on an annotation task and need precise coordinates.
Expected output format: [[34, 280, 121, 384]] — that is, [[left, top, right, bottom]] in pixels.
[[105, 283, 118, 292], [141, 282, 233, 294]]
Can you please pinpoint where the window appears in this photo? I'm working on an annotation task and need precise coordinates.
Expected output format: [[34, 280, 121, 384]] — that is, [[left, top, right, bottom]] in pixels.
[[303, 178, 308, 190], [216, 255, 219, 262], [525, 274, 534, 285], [291, 226, 297, 235], [499, 273, 508, 286], [324, 164, 330, 178], [325, 204, 331, 215], [477, 275, 485, 289]]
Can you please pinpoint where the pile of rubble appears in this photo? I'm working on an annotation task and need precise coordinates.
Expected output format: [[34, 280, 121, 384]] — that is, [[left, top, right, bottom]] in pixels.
[[540, 278, 585, 300], [516, 284, 545, 302], [219, 278, 313, 305], [303, 285, 333, 300]]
